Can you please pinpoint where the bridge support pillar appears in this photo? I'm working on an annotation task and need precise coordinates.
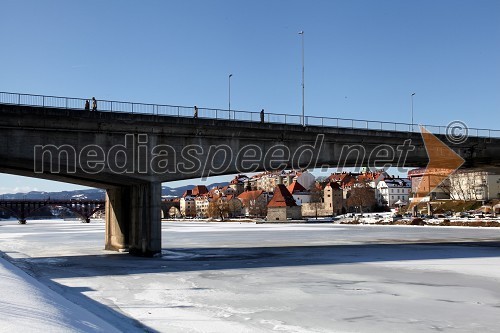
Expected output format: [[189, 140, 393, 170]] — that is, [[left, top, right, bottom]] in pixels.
[[105, 182, 162, 256], [105, 187, 129, 252]]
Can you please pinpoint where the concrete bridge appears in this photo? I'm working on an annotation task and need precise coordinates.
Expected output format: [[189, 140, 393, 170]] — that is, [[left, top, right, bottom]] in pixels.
[[1, 92, 499, 256]]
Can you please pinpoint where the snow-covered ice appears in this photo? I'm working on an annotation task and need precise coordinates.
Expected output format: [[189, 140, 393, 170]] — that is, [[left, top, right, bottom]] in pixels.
[[0, 253, 120, 332], [0, 219, 500, 332]]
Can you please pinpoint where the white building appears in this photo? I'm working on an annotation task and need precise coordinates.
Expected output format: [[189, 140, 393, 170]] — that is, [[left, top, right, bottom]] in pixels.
[[376, 178, 411, 207], [449, 170, 500, 201], [195, 196, 211, 217], [180, 195, 196, 217], [247, 170, 315, 192], [287, 181, 311, 206]]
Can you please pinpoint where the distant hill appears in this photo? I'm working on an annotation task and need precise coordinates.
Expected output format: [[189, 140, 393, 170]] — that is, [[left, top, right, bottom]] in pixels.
[[0, 189, 106, 201], [0, 182, 230, 201]]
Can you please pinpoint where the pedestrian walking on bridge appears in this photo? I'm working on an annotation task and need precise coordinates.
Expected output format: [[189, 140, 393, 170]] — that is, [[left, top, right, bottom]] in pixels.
[[84, 100, 90, 111], [194, 105, 198, 119], [260, 109, 265, 123], [92, 97, 97, 111]]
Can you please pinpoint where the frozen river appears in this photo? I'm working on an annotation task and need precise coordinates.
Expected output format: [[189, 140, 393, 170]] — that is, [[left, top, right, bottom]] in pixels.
[[1, 219, 500, 332]]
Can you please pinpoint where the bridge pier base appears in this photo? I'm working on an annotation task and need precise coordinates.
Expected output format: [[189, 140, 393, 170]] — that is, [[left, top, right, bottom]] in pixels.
[[105, 182, 162, 257]]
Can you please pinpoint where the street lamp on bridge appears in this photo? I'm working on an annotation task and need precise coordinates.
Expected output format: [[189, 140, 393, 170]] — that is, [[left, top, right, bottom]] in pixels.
[[411, 92, 416, 131], [299, 30, 305, 126], [228, 74, 233, 113]]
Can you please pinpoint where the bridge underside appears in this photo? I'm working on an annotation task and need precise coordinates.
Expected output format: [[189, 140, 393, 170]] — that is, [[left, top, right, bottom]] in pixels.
[[1, 103, 499, 256]]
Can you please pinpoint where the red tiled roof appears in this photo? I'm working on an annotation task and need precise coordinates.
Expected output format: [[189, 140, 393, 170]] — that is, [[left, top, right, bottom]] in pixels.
[[327, 173, 355, 185], [192, 185, 208, 196], [408, 168, 453, 177], [268, 185, 297, 207], [357, 174, 375, 182], [287, 181, 307, 194], [325, 182, 341, 190], [237, 190, 264, 204]]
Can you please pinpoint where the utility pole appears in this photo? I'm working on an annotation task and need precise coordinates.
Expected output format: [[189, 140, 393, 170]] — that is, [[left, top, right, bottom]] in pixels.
[[299, 31, 305, 126], [229, 74, 233, 112], [411, 92, 416, 131]]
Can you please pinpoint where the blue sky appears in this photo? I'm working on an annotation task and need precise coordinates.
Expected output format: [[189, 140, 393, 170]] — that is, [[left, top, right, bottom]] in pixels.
[[1, 0, 499, 193]]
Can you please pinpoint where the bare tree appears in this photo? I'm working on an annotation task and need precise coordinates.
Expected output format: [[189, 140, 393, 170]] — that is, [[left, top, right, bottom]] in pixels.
[[248, 198, 268, 217], [309, 183, 323, 220], [450, 174, 468, 201], [208, 198, 229, 220], [226, 199, 242, 218], [436, 178, 455, 200], [346, 182, 376, 213], [451, 171, 481, 201]]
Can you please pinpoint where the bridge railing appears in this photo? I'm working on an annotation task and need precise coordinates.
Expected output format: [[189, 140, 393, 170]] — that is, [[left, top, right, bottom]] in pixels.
[[1, 91, 499, 138]]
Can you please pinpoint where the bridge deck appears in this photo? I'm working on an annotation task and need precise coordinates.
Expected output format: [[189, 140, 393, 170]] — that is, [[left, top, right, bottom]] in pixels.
[[1, 91, 498, 138]]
